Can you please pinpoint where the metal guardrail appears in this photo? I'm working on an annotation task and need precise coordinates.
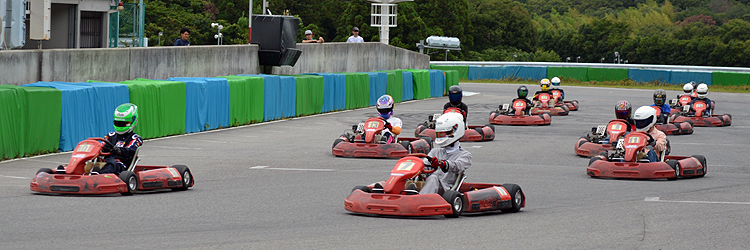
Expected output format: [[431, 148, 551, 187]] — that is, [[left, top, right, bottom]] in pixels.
[[429, 61, 750, 73]]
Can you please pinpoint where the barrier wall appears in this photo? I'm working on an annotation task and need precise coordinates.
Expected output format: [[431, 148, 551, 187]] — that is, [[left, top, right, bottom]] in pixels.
[[548, 67, 588, 81], [430, 65, 469, 80], [306, 73, 346, 112], [239, 74, 297, 121], [629, 69, 671, 83], [293, 75, 325, 116], [272, 42, 429, 75], [587, 68, 629, 82], [341, 73, 370, 109], [428, 70, 446, 97], [61, 81, 130, 145], [378, 70, 403, 103], [118, 79, 186, 139], [402, 71, 414, 101], [713, 72, 750, 86], [671, 71, 712, 85], [0, 85, 26, 159], [407, 69, 431, 100], [0, 85, 62, 158], [506, 66, 547, 80], [365, 72, 388, 106], [219, 76, 265, 125], [444, 70, 460, 92], [169, 77, 231, 132]]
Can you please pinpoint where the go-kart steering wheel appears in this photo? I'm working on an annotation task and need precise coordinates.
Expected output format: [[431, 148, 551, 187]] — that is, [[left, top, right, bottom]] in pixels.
[[407, 153, 437, 174], [91, 137, 115, 156]]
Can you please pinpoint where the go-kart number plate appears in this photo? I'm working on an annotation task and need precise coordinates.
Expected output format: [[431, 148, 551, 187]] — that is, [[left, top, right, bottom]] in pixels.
[[396, 162, 415, 171], [367, 121, 379, 128], [616, 139, 625, 149], [596, 125, 606, 135], [76, 143, 94, 153], [628, 137, 640, 144], [609, 124, 622, 131]]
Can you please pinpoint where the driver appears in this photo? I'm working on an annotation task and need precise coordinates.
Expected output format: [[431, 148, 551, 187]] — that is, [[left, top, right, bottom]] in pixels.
[[688, 83, 713, 117], [95, 103, 143, 174], [633, 106, 666, 162], [550, 77, 565, 104], [376, 95, 402, 144], [418, 112, 472, 195], [532, 78, 553, 107], [602, 100, 635, 145], [678, 82, 694, 101], [444, 85, 468, 123], [650, 89, 671, 123], [509, 85, 533, 115]]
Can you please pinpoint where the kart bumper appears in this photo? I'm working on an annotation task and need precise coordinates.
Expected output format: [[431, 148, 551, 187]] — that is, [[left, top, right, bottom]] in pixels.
[[332, 142, 409, 158], [30, 172, 127, 194], [574, 138, 611, 157], [587, 156, 704, 179], [344, 190, 453, 216], [489, 112, 551, 126]]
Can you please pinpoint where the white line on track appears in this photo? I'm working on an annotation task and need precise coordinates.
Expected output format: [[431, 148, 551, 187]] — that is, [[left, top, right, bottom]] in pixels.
[[645, 197, 750, 205], [250, 166, 334, 172], [148, 145, 200, 150], [0, 175, 30, 180]]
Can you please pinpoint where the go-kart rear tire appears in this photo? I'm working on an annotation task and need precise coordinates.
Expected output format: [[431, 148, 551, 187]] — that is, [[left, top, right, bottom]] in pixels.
[[666, 160, 680, 180], [474, 127, 484, 138], [691, 155, 707, 177], [588, 156, 602, 166], [352, 185, 371, 193], [119, 171, 137, 196], [485, 124, 495, 133], [442, 190, 463, 218], [37, 168, 54, 174], [400, 141, 412, 153], [501, 184, 524, 213], [333, 136, 346, 148], [171, 165, 193, 191], [420, 136, 433, 149]]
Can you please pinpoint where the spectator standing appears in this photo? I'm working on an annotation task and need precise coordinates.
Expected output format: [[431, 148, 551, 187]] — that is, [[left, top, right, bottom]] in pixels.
[[346, 27, 364, 43], [174, 27, 191, 46]]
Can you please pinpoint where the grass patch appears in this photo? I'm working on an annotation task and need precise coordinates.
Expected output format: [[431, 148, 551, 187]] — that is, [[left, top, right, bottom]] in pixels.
[[464, 78, 750, 93]]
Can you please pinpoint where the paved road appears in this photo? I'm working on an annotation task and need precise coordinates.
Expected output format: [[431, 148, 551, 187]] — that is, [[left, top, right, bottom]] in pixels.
[[1, 83, 749, 249]]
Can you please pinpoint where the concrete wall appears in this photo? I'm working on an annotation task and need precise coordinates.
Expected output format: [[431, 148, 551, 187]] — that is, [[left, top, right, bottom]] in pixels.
[[1, 45, 261, 85], [1, 42, 428, 85], [272, 42, 430, 75]]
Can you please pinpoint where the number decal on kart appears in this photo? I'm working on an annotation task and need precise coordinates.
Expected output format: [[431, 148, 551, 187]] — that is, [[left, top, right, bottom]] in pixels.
[[367, 121, 379, 128], [628, 137, 640, 144], [396, 162, 415, 171], [515, 102, 523, 107], [76, 144, 93, 153], [610, 124, 622, 131], [696, 104, 704, 108]]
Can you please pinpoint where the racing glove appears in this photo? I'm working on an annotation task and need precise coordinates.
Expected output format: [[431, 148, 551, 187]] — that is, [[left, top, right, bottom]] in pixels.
[[111, 146, 122, 155], [384, 122, 392, 130], [429, 157, 448, 172]]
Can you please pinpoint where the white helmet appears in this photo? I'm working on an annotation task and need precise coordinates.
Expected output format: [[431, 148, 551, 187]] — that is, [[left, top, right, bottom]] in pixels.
[[696, 83, 708, 99], [633, 106, 657, 132], [434, 112, 465, 148], [551, 77, 561, 86], [683, 83, 693, 93]]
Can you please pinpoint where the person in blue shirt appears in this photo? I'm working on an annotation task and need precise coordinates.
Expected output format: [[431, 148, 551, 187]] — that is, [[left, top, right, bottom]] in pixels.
[[650, 89, 670, 123], [174, 27, 191, 46]]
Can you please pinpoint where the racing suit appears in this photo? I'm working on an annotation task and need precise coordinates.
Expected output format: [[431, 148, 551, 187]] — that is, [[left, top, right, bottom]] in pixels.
[[509, 98, 533, 115], [381, 116, 402, 143], [689, 97, 713, 117], [650, 103, 671, 123], [550, 87, 565, 103], [100, 131, 143, 174], [645, 127, 667, 162], [419, 142, 472, 195], [444, 102, 469, 123]]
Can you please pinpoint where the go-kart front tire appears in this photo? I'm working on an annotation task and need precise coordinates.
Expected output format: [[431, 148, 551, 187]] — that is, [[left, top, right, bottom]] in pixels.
[[691, 155, 707, 177], [443, 190, 463, 218], [352, 185, 371, 193], [501, 184, 524, 213], [171, 165, 193, 191], [119, 171, 138, 196], [37, 168, 54, 174]]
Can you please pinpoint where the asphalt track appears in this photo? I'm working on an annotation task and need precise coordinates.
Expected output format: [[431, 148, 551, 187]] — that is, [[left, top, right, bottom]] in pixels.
[[1, 83, 749, 249]]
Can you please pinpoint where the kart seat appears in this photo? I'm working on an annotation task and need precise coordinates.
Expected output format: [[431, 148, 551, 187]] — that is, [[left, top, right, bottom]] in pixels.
[[450, 172, 466, 191], [126, 147, 141, 171]]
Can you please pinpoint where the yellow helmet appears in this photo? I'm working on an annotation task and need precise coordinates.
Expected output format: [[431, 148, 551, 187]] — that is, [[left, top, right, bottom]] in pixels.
[[540, 78, 551, 91]]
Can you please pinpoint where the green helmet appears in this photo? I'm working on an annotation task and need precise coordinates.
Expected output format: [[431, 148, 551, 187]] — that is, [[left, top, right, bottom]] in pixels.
[[114, 103, 138, 134]]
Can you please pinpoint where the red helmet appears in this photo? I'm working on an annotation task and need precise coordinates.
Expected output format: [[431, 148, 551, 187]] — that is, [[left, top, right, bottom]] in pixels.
[[614, 100, 632, 119]]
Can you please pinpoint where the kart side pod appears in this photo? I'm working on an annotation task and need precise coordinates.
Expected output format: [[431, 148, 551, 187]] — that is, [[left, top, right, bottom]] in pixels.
[[462, 186, 513, 213]]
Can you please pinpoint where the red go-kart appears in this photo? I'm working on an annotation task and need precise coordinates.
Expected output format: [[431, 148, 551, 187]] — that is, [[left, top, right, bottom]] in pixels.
[[650, 106, 693, 135], [530, 93, 569, 116], [415, 108, 495, 142], [30, 138, 194, 195], [550, 89, 579, 111], [669, 95, 715, 115], [333, 117, 432, 158], [669, 100, 731, 127], [587, 132, 706, 180], [574, 119, 630, 157], [489, 99, 551, 126], [344, 153, 525, 218]]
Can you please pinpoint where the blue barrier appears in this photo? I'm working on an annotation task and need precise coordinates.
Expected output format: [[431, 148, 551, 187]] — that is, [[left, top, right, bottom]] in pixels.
[[22, 82, 98, 151], [364, 72, 388, 105], [507, 66, 547, 80], [306, 73, 346, 112], [402, 71, 414, 101], [669, 71, 713, 86], [468, 66, 504, 80], [428, 70, 446, 97], [629, 69, 671, 83], [239, 74, 296, 120], [278, 76, 297, 118], [169, 77, 231, 132]]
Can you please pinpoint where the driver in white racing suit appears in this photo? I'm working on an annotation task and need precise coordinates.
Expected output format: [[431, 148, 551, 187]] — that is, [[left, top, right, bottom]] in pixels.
[[419, 112, 472, 195]]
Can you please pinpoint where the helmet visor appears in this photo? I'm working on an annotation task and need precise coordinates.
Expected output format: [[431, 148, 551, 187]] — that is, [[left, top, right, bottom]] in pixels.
[[635, 116, 653, 129], [114, 121, 132, 128], [654, 97, 665, 105], [615, 110, 630, 119], [449, 93, 462, 104], [436, 129, 455, 139], [518, 89, 528, 98]]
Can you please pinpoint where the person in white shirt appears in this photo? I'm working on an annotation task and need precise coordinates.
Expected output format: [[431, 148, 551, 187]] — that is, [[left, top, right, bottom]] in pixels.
[[375, 95, 402, 143], [347, 27, 364, 43]]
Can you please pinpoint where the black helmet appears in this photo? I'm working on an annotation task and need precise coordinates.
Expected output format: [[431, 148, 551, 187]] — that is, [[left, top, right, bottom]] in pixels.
[[448, 85, 463, 105], [614, 100, 632, 120], [517, 86, 528, 99], [653, 89, 667, 105]]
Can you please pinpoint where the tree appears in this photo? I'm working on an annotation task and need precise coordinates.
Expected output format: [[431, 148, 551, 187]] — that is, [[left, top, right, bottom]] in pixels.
[[468, 0, 536, 53]]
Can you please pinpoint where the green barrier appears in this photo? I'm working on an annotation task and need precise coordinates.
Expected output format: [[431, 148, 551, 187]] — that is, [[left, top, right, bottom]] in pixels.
[[712, 71, 750, 86], [218, 76, 265, 125], [406, 69, 431, 100], [0, 85, 62, 158], [547, 67, 588, 81], [377, 70, 403, 103], [0, 85, 25, 159], [431, 65, 469, 80], [587, 67, 629, 82], [444, 70, 460, 93], [292, 75, 325, 116], [340, 72, 370, 109], [119, 79, 186, 139]]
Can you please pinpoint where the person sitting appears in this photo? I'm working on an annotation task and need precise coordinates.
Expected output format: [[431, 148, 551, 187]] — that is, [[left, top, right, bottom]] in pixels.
[[688, 83, 713, 117], [633, 106, 667, 162], [532, 78, 553, 107], [418, 112, 472, 195], [443, 85, 468, 124], [376, 95, 402, 144], [550, 77, 565, 104], [601, 100, 636, 145], [95, 103, 143, 174], [650, 89, 671, 123], [509, 85, 533, 115]]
